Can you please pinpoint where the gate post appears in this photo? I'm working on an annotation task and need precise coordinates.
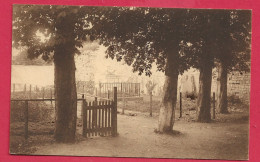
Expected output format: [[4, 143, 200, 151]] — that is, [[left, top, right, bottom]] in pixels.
[[82, 95, 87, 137], [112, 87, 118, 136]]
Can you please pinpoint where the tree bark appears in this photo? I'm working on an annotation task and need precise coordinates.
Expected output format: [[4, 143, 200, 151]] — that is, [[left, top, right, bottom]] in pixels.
[[158, 51, 178, 133], [197, 54, 213, 122], [216, 60, 228, 113], [53, 15, 78, 142], [53, 45, 77, 143]]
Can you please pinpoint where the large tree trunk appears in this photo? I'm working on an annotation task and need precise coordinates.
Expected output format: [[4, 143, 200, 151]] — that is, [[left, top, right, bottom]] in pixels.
[[216, 60, 228, 113], [197, 55, 213, 122], [53, 46, 77, 143], [53, 16, 77, 143], [158, 52, 178, 133]]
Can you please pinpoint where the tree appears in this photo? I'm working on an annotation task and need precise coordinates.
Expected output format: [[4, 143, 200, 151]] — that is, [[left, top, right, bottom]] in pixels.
[[93, 8, 251, 125], [214, 10, 251, 114], [181, 10, 228, 122], [179, 10, 216, 122], [12, 5, 102, 142], [93, 8, 193, 132], [183, 10, 251, 121]]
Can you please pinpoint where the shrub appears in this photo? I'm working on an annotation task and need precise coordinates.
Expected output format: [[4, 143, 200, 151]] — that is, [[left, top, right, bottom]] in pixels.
[[10, 101, 54, 122], [185, 92, 197, 100], [228, 94, 242, 104]]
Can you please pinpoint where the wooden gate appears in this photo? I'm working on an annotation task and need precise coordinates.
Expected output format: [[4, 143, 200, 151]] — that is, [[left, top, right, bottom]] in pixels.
[[82, 87, 117, 137]]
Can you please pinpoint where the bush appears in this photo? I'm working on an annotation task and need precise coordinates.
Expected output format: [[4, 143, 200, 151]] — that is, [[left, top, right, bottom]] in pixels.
[[228, 94, 242, 104], [10, 101, 54, 122], [185, 92, 197, 100]]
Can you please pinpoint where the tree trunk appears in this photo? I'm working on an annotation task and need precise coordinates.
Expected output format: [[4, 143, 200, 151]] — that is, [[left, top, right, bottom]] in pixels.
[[52, 15, 78, 143], [158, 52, 178, 133], [197, 55, 213, 122], [216, 60, 228, 113], [53, 44, 77, 143]]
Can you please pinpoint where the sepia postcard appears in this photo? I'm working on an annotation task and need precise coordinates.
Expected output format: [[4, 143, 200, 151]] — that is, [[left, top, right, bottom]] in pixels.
[[10, 4, 251, 160]]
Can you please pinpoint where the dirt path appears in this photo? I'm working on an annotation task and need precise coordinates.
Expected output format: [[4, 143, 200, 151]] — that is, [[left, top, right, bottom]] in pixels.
[[33, 112, 248, 160]]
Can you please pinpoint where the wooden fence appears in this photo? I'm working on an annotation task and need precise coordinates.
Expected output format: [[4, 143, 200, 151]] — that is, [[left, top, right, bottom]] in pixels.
[[82, 87, 117, 137]]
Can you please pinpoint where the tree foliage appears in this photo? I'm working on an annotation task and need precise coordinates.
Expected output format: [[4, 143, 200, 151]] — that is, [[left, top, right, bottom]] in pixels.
[[12, 6, 251, 75], [92, 7, 192, 76], [12, 5, 100, 61], [181, 9, 251, 72], [12, 49, 52, 65]]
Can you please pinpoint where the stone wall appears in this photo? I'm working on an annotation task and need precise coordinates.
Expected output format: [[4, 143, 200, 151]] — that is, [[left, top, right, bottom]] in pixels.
[[178, 68, 251, 102], [226, 72, 251, 102]]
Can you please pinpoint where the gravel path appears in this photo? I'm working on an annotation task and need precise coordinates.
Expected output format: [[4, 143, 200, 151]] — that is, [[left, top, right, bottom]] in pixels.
[[33, 111, 249, 160]]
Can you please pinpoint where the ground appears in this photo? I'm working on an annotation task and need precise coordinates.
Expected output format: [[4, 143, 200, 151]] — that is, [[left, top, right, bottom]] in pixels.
[[9, 95, 249, 160], [31, 111, 248, 160]]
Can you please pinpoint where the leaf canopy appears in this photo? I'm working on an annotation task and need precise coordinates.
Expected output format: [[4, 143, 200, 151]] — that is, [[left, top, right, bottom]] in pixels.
[[13, 5, 251, 75]]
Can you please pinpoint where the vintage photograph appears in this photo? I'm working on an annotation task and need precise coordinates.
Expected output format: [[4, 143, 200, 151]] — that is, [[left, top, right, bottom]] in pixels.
[[10, 4, 251, 160]]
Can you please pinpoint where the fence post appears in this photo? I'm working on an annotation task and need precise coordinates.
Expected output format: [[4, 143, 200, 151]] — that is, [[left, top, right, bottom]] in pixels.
[[180, 92, 182, 118], [139, 83, 141, 97], [24, 84, 26, 92], [29, 84, 32, 99], [13, 83, 15, 94], [35, 86, 38, 98], [42, 87, 45, 99], [122, 92, 125, 114], [54, 88, 56, 112], [213, 92, 216, 119], [24, 101, 29, 139], [24, 84, 27, 99], [112, 87, 117, 136], [50, 89, 53, 104], [150, 91, 152, 117], [107, 90, 110, 99], [82, 95, 87, 137], [83, 85, 85, 94], [81, 94, 85, 120], [99, 86, 102, 98], [121, 83, 123, 97]]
